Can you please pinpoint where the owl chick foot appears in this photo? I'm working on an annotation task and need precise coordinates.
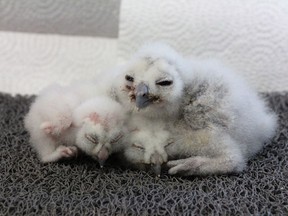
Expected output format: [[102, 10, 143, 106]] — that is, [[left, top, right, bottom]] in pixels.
[[58, 146, 79, 158], [167, 155, 245, 176], [41, 145, 78, 163], [167, 157, 207, 176]]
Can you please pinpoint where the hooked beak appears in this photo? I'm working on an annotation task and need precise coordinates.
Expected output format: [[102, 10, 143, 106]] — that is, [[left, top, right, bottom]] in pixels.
[[96, 146, 109, 168], [135, 82, 151, 109], [150, 152, 164, 177]]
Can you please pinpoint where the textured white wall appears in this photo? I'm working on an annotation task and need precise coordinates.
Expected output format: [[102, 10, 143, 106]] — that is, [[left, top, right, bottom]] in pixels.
[[0, 32, 117, 95], [118, 0, 288, 92]]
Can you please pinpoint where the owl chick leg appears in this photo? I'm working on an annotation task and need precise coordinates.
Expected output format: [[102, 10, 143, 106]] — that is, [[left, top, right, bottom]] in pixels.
[[167, 155, 245, 176], [167, 135, 246, 176], [41, 145, 78, 163], [31, 134, 78, 163]]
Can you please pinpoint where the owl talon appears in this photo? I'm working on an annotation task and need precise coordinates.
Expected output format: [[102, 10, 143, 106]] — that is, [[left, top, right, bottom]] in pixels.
[[57, 146, 78, 158], [167, 157, 205, 176]]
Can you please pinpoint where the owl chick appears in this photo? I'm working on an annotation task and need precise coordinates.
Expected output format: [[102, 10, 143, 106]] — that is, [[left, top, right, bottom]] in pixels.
[[24, 77, 124, 164], [122, 116, 173, 176], [112, 42, 278, 176]]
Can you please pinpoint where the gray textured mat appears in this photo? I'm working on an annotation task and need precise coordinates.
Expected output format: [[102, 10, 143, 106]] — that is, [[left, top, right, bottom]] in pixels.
[[0, 92, 287, 215]]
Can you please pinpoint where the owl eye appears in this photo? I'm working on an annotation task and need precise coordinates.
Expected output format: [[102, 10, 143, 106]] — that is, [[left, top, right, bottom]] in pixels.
[[132, 143, 144, 150], [164, 139, 174, 148], [85, 134, 99, 144], [110, 133, 123, 144], [125, 75, 134, 82], [156, 80, 173, 86]]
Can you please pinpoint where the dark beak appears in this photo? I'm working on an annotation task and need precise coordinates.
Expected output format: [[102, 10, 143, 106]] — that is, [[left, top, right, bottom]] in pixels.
[[135, 82, 151, 109], [96, 146, 109, 168], [150, 152, 163, 177]]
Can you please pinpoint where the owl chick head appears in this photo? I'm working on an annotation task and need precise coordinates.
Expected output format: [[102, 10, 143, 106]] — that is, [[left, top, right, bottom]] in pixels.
[[116, 42, 187, 118], [73, 97, 126, 167]]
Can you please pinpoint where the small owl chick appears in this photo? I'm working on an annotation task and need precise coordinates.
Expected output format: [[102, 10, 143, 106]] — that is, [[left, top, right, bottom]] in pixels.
[[122, 116, 173, 176], [112, 42, 278, 176], [73, 97, 126, 167], [24, 78, 124, 164]]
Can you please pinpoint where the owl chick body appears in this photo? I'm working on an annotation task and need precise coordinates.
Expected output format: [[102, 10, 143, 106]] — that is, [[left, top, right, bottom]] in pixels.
[[24, 77, 124, 164], [113, 43, 277, 176], [122, 115, 173, 176]]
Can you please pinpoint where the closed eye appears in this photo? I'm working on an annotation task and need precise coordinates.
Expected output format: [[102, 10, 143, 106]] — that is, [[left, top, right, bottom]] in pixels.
[[164, 142, 174, 148], [164, 139, 174, 148], [85, 134, 99, 144], [110, 133, 123, 144], [156, 80, 173, 86], [132, 143, 145, 150]]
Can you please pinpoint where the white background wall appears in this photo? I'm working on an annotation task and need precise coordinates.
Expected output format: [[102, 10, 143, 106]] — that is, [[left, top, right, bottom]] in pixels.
[[118, 0, 288, 92]]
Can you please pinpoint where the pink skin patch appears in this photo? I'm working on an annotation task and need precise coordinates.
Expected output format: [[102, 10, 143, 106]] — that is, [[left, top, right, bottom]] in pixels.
[[89, 113, 101, 124], [41, 123, 55, 135], [40, 116, 72, 136], [40, 122, 65, 137], [87, 112, 114, 130]]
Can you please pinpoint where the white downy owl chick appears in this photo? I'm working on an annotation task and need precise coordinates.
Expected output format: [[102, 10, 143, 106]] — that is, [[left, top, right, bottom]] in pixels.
[[112, 42, 278, 176], [122, 116, 173, 177], [24, 75, 120, 163], [73, 97, 126, 167]]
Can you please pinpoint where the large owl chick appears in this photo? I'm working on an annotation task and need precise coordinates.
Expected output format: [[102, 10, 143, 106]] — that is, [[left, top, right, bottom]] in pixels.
[[112, 42, 277, 175]]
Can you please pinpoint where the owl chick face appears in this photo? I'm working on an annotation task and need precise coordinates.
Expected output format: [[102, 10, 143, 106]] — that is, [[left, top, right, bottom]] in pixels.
[[119, 57, 184, 118], [124, 126, 173, 176], [73, 97, 126, 167], [76, 113, 124, 167]]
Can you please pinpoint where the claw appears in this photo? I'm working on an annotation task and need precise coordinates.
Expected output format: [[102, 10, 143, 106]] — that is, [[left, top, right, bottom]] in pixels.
[[98, 160, 105, 168]]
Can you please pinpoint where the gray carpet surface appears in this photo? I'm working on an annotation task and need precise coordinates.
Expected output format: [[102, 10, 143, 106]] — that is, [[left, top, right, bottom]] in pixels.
[[0, 92, 287, 215]]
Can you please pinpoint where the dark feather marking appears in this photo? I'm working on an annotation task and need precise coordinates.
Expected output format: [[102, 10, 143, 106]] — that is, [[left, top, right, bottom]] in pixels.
[[181, 79, 231, 130]]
